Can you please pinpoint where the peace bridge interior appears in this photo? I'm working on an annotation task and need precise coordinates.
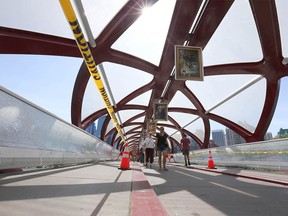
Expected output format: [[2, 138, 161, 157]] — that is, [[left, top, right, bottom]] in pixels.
[[1, 0, 288, 153], [1, 0, 288, 215]]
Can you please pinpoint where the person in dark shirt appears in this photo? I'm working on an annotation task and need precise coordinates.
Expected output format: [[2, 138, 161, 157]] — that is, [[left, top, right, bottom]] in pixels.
[[155, 127, 168, 171]]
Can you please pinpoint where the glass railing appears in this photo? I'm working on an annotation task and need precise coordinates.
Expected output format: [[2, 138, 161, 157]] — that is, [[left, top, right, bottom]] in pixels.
[[173, 138, 288, 170], [0, 86, 119, 170]]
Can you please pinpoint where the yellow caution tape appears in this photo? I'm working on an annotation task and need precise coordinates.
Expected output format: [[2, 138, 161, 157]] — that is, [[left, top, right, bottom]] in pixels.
[[59, 0, 126, 142]]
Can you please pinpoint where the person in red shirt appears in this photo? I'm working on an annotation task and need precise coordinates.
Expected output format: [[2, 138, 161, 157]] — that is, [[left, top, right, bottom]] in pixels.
[[181, 133, 191, 166]]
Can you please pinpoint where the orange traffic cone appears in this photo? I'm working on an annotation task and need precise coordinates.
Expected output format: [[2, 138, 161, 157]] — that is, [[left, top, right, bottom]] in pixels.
[[207, 150, 215, 169], [118, 143, 131, 170]]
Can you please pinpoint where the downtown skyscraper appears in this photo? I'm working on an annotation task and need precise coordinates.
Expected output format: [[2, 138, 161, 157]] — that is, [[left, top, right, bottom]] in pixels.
[[212, 129, 227, 147]]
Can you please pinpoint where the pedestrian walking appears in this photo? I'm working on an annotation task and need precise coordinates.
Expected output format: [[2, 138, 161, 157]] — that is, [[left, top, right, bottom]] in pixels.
[[181, 133, 191, 166], [155, 127, 169, 171], [144, 132, 155, 168]]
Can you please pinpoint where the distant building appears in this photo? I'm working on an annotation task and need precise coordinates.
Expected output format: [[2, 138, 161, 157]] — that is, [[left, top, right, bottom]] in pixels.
[[95, 115, 106, 138], [226, 128, 245, 145], [85, 115, 110, 142], [212, 129, 227, 147], [85, 122, 97, 137], [278, 128, 288, 136]]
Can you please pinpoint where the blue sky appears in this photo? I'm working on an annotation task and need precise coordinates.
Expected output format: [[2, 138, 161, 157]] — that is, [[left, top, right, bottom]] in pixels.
[[0, 55, 81, 122]]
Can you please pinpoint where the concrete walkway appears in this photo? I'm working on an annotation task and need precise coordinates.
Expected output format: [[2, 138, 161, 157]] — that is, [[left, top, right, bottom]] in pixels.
[[0, 162, 132, 216], [0, 161, 288, 216], [143, 163, 288, 216]]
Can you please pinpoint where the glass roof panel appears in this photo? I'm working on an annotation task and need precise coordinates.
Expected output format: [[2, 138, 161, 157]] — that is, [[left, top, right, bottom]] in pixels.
[[169, 112, 198, 129], [127, 90, 152, 106], [80, 0, 128, 39], [171, 131, 182, 144], [82, 77, 105, 120], [103, 62, 153, 103], [118, 110, 143, 124], [169, 91, 196, 109], [203, 0, 262, 66], [130, 116, 145, 123], [163, 126, 178, 137], [106, 120, 114, 134], [112, 0, 176, 65], [114, 133, 120, 141], [123, 125, 140, 133], [0, 0, 127, 40], [275, 0, 288, 57], [186, 75, 260, 111], [0, 0, 72, 38], [184, 117, 205, 142], [212, 77, 266, 132], [122, 125, 142, 137]]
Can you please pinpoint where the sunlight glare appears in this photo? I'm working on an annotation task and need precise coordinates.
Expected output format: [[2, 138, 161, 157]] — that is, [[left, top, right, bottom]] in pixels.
[[138, 6, 156, 33]]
